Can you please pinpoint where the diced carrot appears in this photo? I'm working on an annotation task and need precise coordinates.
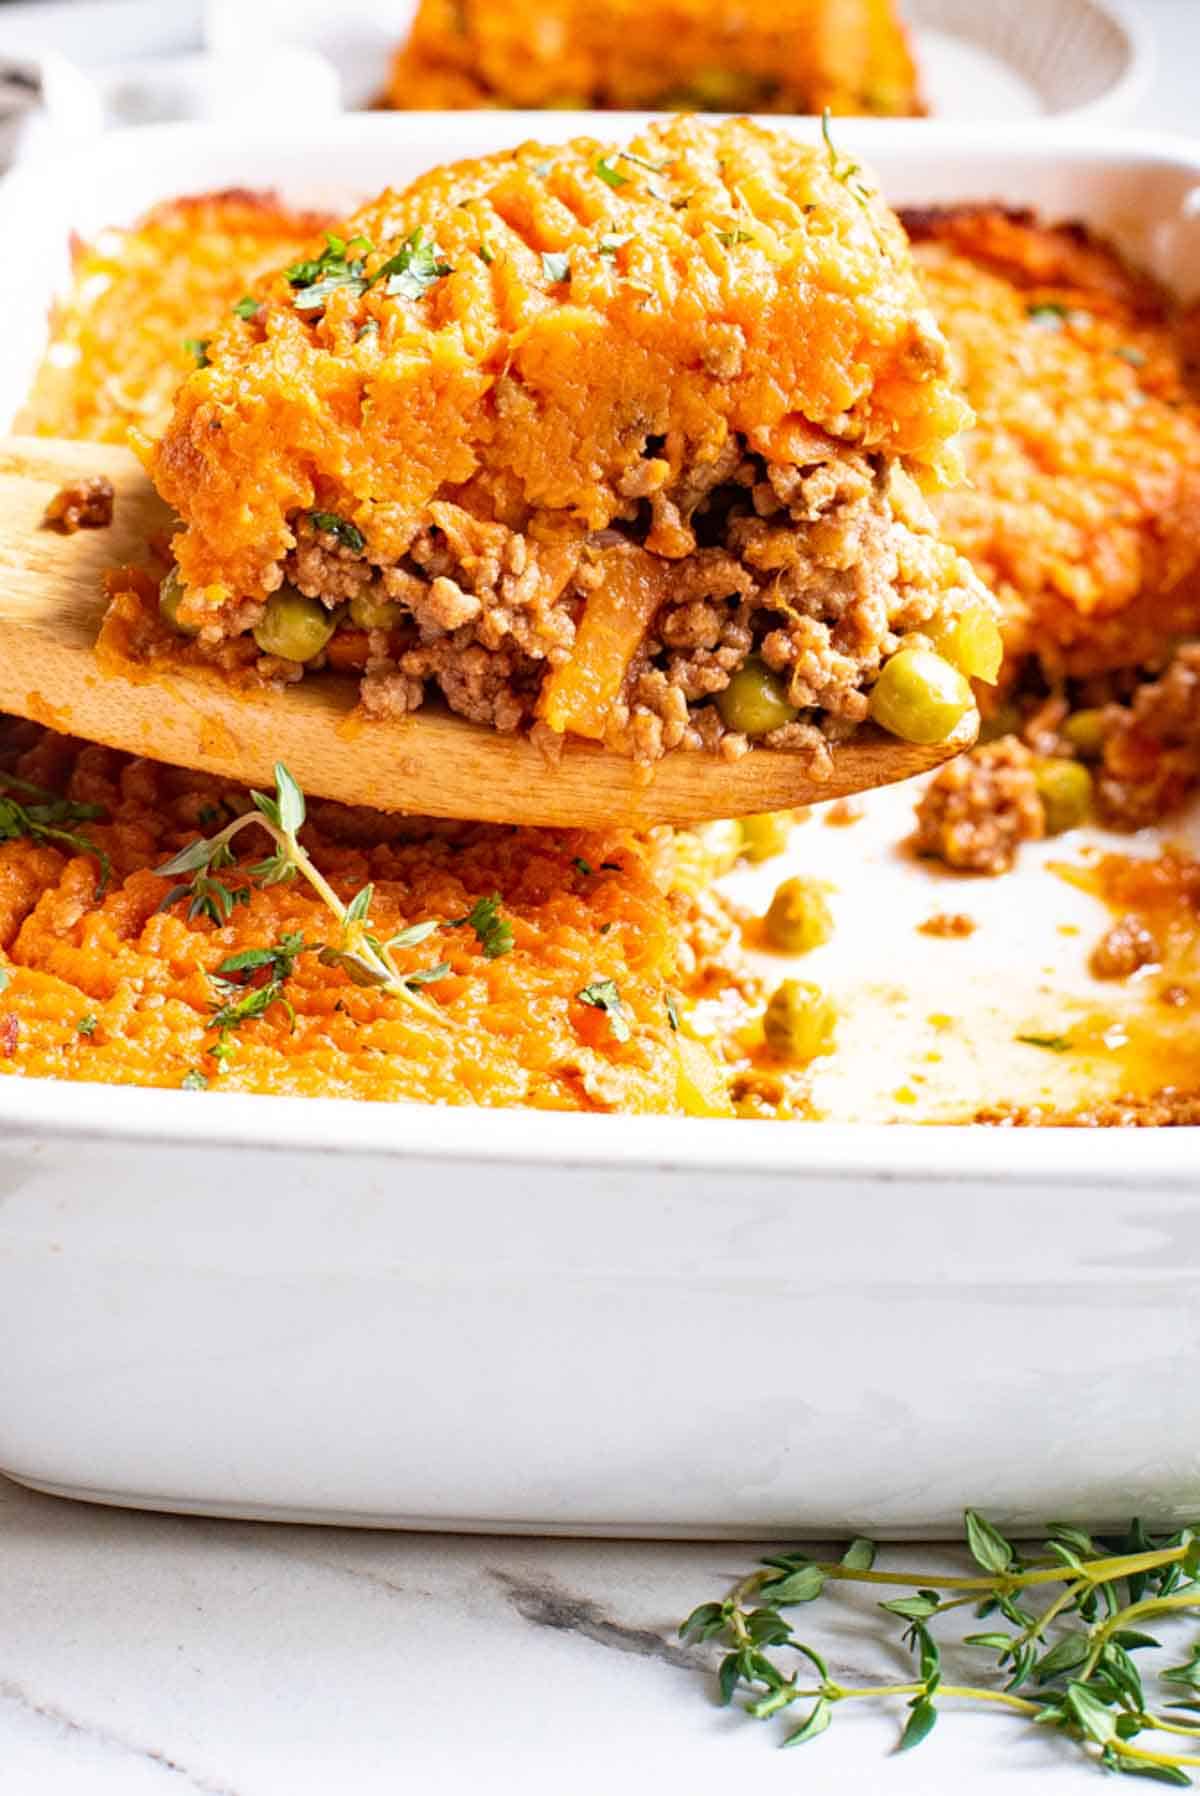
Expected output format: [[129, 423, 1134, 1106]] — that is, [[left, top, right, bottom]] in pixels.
[[537, 543, 665, 739]]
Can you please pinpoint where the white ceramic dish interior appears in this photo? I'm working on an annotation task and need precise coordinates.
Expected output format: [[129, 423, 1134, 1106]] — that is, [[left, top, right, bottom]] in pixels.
[[0, 115, 1197, 1536]]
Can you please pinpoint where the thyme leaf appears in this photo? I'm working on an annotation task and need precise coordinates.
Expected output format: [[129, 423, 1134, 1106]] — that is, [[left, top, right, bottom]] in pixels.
[[307, 511, 365, 554], [680, 1511, 1200, 1782], [820, 109, 872, 212], [0, 772, 111, 894], [376, 227, 453, 301]]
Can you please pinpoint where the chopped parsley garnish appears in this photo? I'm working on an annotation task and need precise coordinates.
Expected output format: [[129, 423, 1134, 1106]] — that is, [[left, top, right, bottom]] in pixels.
[[183, 337, 211, 368], [0, 772, 111, 894], [576, 977, 632, 1043], [181, 1069, 208, 1091], [1016, 1032, 1073, 1052], [77, 1014, 97, 1037], [477, 242, 496, 266], [665, 991, 681, 1032], [573, 856, 594, 877], [286, 232, 373, 310], [715, 228, 753, 247], [599, 232, 632, 257], [232, 296, 262, 320], [308, 510, 366, 553], [595, 155, 630, 190], [618, 148, 668, 176], [541, 251, 571, 285], [446, 893, 513, 959], [376, 227, 454, 301], [1025, 301, 1090, 330]]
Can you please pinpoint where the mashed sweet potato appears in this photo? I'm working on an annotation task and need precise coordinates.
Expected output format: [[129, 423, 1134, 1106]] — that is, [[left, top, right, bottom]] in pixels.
[[17, 191, 330, 448], [0, 719, 730, 1111], [144, 118, 984, 762], [906, 207, 1200, 681], [382, 0, 924, 117]]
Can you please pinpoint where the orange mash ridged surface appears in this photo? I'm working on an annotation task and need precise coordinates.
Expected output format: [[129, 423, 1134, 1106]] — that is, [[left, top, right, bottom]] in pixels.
[[0, 723, 705, 1110], [907, 208, 1200, 680], [383, 0, 923, 117], [17, 191, 331, 447], [151, 117, 969, 610]]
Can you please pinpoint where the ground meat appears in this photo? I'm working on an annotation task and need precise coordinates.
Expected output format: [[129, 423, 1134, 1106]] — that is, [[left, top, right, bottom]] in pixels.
[[139, 425, 984, 764], [913, 737, 1045, 875], [1089, 914, 1159, 980], [918, 912, 976, 937], [42, 475, 114, 533], [1097, 643, 1200, 828]]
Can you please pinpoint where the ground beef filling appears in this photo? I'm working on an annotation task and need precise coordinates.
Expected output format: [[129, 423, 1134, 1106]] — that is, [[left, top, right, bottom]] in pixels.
[[172, 436, 975, 764]]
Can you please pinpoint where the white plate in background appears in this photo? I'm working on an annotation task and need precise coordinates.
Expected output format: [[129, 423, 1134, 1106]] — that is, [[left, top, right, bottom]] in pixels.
[[205, 0, 1153, 119]]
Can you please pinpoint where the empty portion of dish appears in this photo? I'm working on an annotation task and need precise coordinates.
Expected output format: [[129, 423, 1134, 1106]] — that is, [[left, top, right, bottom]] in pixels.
[[143, 118, 992, 765], [381, 0, 924, 117], [17, 190, 330, 448]]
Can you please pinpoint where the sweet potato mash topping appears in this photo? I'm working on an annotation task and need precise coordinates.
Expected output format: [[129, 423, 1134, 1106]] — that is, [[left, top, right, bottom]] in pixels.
[[144, 118, 983, 759], [382, 0, 924, 117], [0, 721, 722, 1111], [18, 191, 330, 446], [907, 208, 1200, 680]]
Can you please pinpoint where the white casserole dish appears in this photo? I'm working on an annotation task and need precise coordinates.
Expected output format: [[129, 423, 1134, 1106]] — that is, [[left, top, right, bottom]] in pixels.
[[0, 115, 1197, 1535]]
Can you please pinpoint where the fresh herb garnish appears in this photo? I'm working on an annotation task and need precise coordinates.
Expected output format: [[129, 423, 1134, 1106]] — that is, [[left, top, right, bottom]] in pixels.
[[1016, 1032, 1073, 1052], [681, 1511, 1200, 1783], [183, 337, 211, 368], [233, 296, 262, 320], [477, 241, 496, 266], [576, 977, 631, 1043], [715, 228, 753, 247], [1115, 345, 1147, 367], [207, 932, 311, 1065], [541, 251, 571, 285], [375, 227, 453, 301], [595, 155, 630, 190], [77, 1014, 97, 1037], [617, 148, 668, 176], [573, 856, 594, 877], [1027, 301, 1070, 330], [308, 510, 366, 553], [598, 232, 633, 258], [446, 893, 513, 959], [665, 991, 681, 1032], [286, 232, 373, 310], [155, 765, 452, 1061], [0, 771, 111, 894], [180, 1069, 208, 1091], [357, 318, 379, 342], [820, 109, 872, 211]]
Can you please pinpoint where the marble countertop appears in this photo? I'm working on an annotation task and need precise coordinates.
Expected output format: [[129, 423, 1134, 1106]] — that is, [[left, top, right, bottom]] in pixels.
[[2, 4, 1197, 1792]]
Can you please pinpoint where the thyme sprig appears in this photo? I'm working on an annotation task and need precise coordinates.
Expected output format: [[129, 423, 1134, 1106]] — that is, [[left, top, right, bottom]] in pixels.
[[681, 1511, 1200, 1782], [155, 764, 451, 1044], [0, 770, 111, 893], [820, 109, 873, 213]]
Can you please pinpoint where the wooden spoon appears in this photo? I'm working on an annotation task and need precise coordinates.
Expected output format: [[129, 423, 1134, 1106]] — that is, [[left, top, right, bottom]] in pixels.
[[0, 436, 977, 827]]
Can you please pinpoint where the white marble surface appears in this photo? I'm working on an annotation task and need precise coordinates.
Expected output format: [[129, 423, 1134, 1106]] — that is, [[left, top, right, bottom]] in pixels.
[[2, 3, 1198, 1792]]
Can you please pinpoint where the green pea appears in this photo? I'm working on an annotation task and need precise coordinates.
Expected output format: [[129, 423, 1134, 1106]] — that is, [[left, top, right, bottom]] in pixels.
[[253, 585, 337, 663], [928, 604, 1004, 685], [1035, 757, 1093, 835], [738, 811, 794, 863], [869, 648, 974, 745], [764, 876, 834, 954], [1062, 709, 1108, 761], [762, 979, 837, 1063], [158, 566, 198, 637], [348, 590, 406, 631], [717, 657, 798, 738]]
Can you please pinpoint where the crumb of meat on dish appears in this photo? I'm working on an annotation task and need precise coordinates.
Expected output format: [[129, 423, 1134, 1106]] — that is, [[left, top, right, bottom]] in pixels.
[[41, 475, 114, 534]]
